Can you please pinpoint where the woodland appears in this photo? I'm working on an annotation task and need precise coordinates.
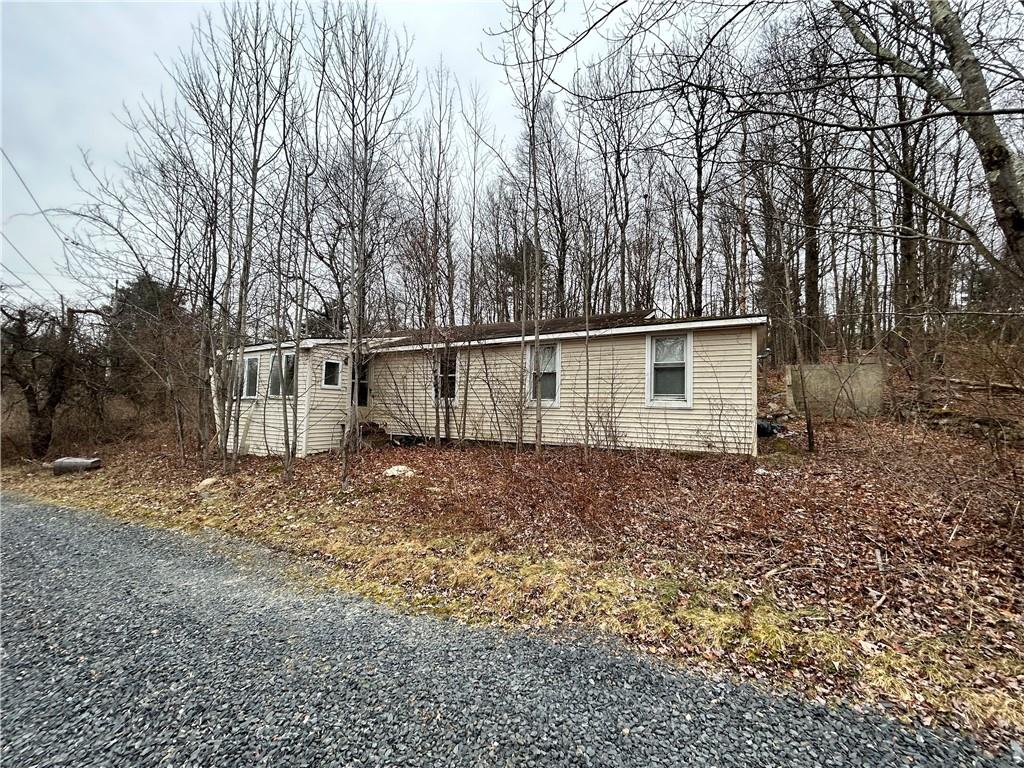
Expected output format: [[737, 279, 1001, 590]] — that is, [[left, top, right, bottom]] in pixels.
[[1, 0, 1021, 464], [3, 0, 1023, 743]]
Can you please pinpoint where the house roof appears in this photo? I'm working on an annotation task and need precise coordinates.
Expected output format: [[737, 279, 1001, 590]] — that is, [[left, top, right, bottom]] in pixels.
[[373, 311, 768, 352], [237, 311, 768, 355], [376, 310, 655, 346], [238, 338, 349, 354]]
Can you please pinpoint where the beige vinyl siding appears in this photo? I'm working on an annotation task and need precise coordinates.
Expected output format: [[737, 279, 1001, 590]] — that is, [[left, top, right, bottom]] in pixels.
[[225, 346, 311, 457], [368, 327, 758, 455], [303, 345, 353, 455]]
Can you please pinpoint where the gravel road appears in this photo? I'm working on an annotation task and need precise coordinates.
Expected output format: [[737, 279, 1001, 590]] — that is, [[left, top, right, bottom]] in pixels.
[[0, 493, 1011, 767]]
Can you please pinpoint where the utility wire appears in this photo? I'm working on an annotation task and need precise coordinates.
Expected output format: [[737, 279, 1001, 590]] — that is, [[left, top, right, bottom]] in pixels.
[[0, 263, 56, 306], [1, 148, 68, 245], [1, 147, 101, 283], [1, 231, 67, 299], [0, 150, 160, 323]]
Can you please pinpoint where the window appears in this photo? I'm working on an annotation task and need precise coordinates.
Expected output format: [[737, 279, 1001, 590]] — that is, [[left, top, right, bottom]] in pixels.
[[529, 344, 559, 404], [351, 356, 369, 407], [648, 334, 689, 405], [240, 356, 259, 399], [268, 352, 296, 397], [434, 351, 457, 401], [322, 359, 342, 388]]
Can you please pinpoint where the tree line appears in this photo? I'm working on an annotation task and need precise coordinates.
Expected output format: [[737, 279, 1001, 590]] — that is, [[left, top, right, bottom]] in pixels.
[[2, 0, 1021, 461]]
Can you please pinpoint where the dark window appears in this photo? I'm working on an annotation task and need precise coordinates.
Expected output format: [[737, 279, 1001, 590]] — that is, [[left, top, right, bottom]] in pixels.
[[434, 352, 457, 400], [531, 344, 557, 402], [242, 357, 259, 398], [351, 357, 369, 407], [323, 360, 341, 387], [269, 353, 296, 397]]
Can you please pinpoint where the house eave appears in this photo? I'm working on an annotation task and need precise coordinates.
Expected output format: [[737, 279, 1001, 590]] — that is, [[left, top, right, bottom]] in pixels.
[[237, 338, 357, 354], [376, 315, 768, 354]]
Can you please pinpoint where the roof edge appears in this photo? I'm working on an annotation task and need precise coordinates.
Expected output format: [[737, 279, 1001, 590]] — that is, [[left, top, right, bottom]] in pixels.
[[236, 315, 768, 355], [376, 315, 768, 353], [237, 338, 348, 354]]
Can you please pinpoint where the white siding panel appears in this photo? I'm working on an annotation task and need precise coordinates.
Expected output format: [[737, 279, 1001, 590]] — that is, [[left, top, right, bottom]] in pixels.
[[368, 328, 758, 455], [304, 346, 352, 455], [224, 346, 311, 457], [224, 329, 758, 457]]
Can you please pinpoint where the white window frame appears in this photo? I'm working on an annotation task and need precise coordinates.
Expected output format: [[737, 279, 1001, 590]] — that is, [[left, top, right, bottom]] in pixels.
[[321, 358, 343, 389], [268, 352, 296, 398], [240, 355, 260, 400], [432, 350, 459, 404], [527, 342, 560, 408], [645, 333, 693, 409]]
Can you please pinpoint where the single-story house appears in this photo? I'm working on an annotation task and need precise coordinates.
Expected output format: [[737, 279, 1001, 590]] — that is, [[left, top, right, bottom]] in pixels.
[[221, 310, 768, 457]]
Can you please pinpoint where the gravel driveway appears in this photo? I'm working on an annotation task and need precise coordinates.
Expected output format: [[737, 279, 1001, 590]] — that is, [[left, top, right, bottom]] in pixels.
[[1, 494, 1011, 767]]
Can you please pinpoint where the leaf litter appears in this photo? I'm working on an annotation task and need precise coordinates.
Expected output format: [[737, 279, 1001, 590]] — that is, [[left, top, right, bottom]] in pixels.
[[3, 419, 1021, 746]]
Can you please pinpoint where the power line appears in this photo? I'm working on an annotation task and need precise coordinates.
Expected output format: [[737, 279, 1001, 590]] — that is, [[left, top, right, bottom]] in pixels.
[[0, 263, 56, 306], [0, 147, 101, 283], [1, 148, 68, 245], [0, 284, 47, 309], [0, 153, 179, 385], [0, 267, 66, 278], [3, 226, 166, 326], [1, 231, 67, 299]]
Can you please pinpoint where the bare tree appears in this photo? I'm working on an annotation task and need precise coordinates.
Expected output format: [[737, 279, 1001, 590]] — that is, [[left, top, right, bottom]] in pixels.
[[322, 1, 415, 480], [490, 0, 562, 453]]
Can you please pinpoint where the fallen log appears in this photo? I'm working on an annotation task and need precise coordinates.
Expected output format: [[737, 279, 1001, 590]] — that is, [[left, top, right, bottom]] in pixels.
[[52, 457, 102, 476], [931, 376, 1024, 394]]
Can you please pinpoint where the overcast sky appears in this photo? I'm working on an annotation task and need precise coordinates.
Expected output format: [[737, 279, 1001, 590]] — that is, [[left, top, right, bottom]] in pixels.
[[1, 1, 540, 305]]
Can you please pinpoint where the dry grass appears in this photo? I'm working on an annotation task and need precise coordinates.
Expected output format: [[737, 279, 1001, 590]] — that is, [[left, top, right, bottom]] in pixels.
[[3, 420, 1022, 743]]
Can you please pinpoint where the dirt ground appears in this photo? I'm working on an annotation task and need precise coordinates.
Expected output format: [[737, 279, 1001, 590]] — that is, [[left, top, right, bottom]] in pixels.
[[3, 419, 1021, 744]]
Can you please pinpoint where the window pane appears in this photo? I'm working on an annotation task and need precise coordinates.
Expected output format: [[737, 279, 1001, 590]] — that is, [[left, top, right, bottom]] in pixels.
[[268, 354, 296, 396], [245, 358, 259, 398], [283, 354, 296, 396], [530, 345, 557, 401], [539, 371, 557, 401], [435, 353, 456, 399], [653, 365, 686, 397], [352, 358, 369, 406], [654, 336, 686, 363], [539, 345, 556, 372], [323, 361, 340, 387], [269, 356, 282, 396]]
